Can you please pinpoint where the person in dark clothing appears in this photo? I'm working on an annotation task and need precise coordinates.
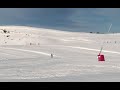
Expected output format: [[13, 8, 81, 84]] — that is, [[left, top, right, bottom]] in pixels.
[[51, 53, 53, 58]]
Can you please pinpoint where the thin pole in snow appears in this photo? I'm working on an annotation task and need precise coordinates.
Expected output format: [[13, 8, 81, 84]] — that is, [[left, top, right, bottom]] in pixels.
[[99, 47, 103, 55], [108, 24, 112, 33], [99, 23, 112, 54]]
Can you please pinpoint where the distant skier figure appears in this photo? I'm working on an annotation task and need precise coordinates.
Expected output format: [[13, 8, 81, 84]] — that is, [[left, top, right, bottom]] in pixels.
[[51, 53, 53, 58]]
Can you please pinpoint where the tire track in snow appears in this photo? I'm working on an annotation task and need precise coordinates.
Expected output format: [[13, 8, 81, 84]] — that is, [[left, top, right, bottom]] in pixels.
[[0, 47, 57, 57], [67, 46, 120, 55], [42, 45, 120, 55]]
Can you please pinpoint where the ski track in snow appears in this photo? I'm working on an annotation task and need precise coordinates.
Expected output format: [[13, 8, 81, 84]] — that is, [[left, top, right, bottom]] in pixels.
[[67, 46, 120, 55], [39, 45, 120, 55], [0, 47, 57, 57]]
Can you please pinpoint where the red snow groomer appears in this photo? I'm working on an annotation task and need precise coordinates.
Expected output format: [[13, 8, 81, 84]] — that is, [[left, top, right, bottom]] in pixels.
[[97, 47, 105, 61], [97, 54, 105, 61]]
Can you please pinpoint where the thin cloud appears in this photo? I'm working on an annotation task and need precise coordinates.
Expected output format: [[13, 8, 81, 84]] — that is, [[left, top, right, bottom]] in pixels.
[[66, 8, 120, 32]]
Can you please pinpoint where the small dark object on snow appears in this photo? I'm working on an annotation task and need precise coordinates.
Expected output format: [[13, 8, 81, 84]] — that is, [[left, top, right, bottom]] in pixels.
[[51, 54, 53, 58]]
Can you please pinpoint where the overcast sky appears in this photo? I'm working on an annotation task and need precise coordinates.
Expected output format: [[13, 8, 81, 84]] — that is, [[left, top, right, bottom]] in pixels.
[[0, 8, 120, 32]]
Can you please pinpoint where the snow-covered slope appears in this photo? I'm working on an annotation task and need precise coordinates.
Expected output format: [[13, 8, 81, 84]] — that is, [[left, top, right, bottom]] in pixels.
[[0, 25, 120, 81], [0, 26, 98, 45]]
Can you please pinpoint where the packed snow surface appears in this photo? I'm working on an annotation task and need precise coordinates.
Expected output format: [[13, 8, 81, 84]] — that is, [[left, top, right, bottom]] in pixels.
[[0, 26, 119, 82]]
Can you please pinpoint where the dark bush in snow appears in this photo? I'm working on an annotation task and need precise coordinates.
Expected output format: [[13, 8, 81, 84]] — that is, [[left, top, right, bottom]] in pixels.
[[6, 35, 10, 37], [3, 29, 7, 33], [96, 32, 100, 34]]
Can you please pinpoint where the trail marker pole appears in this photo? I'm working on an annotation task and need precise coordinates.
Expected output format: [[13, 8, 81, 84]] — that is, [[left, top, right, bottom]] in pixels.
[[98, 24, 112, 61]]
